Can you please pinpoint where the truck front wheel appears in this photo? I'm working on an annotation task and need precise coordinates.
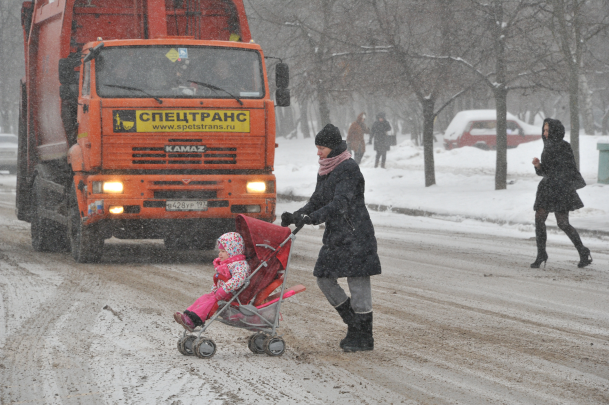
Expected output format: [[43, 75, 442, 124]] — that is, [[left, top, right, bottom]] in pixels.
[[68, 185, 104, 263]]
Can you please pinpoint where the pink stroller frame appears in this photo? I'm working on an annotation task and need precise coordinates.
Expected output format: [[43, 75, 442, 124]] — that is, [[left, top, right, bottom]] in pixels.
[[177, 214, 306, 358]]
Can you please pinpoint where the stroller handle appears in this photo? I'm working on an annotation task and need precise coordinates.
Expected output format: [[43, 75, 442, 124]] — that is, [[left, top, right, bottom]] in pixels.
[[292, 224, 305, 235]]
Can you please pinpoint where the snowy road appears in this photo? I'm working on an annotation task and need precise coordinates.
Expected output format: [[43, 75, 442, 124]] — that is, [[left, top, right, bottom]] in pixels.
[[1, 176, 609, 404]]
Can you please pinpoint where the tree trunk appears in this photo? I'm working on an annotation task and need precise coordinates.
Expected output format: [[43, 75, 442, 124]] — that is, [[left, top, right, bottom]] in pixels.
[[284, 103, 296, 137], [299, 99, 311, 138], [275, 108, 284, 138], [602, 109, 609, 135], [579, 73, 595, 135], [568, 67, 580, 169], [315, 59, 331, 126], [494, 88, 508, 190], [315, 0, 332, 128], [493, 0, 507, 191], [422, 99, 436, 187], [0, 109, 9, 133]]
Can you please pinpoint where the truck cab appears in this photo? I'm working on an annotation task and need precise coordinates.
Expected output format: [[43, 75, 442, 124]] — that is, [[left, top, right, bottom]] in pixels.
[[18, 0, 289, 262]]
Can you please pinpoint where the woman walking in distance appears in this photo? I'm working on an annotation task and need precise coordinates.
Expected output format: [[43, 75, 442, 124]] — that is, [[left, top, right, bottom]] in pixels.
[[281, 124, 382, 352], [347, 112, 369, 164], [531, 118, 592, 268]]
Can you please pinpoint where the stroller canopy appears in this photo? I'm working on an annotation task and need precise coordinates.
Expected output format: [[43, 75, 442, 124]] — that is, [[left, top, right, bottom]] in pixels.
[[234, 215, 293, 304], [236, 215, 292, 269]]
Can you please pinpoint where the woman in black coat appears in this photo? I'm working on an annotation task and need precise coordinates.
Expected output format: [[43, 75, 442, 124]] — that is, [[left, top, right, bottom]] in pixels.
[[369, 112, 392, 168], [531, 118, 592, 268], [281, 124, 382, 352]]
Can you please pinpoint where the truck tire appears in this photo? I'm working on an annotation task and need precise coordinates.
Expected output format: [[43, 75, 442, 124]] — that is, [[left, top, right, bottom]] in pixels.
[[68, 185, 104, 263], [30, 178, 69, 252]]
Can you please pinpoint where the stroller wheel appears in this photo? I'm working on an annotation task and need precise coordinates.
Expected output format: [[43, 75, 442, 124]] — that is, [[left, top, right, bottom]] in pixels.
[[247, 333, 267, 354], [263, 336, 285, 356], [193, 338, 217, 359], [177, 335, 196, 356]]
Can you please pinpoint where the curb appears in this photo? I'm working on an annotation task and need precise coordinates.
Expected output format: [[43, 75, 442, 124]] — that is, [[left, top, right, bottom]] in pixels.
[[277, 193, 609, 239]]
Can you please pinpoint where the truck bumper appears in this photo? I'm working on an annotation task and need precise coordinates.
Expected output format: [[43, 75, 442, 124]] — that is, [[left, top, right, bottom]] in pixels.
[[75, 173, 276, 233]]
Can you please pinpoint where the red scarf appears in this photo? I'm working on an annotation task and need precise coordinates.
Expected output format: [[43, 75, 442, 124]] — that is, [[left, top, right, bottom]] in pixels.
[[213, 254, 246, 284], [318, 150, 351, 176]]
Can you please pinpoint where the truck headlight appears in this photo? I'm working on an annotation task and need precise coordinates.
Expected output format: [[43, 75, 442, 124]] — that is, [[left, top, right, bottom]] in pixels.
[[246, 181, 266, 193], [92, 181, 124, 194], [109, 206, 124, 214]]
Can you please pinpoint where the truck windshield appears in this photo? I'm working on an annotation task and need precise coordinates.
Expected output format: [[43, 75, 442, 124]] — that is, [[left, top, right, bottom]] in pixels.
[[96, 46, 264, 99]]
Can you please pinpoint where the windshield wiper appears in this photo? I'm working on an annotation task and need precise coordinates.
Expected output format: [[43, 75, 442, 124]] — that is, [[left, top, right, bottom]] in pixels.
[[101, 84, 163, 104], [187, 80, 243, 106]]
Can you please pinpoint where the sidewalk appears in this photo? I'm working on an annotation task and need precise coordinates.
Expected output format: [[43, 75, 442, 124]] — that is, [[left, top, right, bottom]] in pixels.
[[275, 134, 609, 239]]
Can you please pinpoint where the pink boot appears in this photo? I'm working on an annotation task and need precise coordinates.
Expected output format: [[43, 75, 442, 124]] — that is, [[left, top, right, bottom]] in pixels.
[[174, 312, 195, 332]]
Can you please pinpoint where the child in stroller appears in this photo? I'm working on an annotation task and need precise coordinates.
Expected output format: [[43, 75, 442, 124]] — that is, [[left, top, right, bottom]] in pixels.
[[174, 232, 250, 332], [175, 215, 306, 358]]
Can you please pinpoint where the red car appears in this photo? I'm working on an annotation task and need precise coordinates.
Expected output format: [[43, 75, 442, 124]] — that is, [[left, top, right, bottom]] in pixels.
[[444, 110, 541, 150]]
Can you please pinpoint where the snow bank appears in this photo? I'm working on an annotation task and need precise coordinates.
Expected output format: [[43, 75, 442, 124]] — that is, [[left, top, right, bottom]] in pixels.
[[275, 132, 609, 233]]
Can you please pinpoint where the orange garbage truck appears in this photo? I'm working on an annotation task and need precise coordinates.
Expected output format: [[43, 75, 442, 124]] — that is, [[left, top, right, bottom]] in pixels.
[[16, 0, 290, 262]]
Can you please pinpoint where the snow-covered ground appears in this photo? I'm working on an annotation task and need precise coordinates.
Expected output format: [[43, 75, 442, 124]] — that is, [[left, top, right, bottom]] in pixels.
[[275, 133, 609, 237]]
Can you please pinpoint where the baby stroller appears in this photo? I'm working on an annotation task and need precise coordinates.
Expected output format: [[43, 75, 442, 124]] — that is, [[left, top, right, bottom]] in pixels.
[[177, 214, 306, 358]]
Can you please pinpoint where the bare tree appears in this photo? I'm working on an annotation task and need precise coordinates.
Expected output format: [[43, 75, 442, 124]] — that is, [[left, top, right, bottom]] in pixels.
[[369, 0, 476, 186], [247, 0, 376, 127], [542, 0, 609, 167], [421, 0, 554, 190]]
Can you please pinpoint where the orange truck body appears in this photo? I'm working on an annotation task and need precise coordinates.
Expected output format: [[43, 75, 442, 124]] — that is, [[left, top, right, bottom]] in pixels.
[[17, 0, 285, 261]]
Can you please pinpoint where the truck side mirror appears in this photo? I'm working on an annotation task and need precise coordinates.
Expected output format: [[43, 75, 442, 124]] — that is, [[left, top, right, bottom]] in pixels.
[[276, 88, 291, 107], [276, 63, 289, 89]]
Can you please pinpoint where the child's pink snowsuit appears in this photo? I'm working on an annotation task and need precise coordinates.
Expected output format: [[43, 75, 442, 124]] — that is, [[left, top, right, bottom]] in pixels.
[[186, 232, 250, 323]]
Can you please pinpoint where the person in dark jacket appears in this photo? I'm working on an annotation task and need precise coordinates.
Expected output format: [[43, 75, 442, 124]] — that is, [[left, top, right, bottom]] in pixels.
[[531, 118, 592, 268], [369, 112, 392, 168], [281, 123, 382, 352]]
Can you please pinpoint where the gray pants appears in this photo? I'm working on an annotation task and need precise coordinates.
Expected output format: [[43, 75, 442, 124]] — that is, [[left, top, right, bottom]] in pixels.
[[316, 276, 372, 313]]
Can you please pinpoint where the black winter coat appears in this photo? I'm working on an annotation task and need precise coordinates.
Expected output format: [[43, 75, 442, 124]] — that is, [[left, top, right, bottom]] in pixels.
[[295, 146, 382, 278], [371, 120, 392, 152], [534, 118, 585, 212]]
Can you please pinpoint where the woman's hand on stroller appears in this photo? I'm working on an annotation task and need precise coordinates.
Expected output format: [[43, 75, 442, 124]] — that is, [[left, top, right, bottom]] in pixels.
[[294, 213, 312, 228], [281, 212, 295, 227]]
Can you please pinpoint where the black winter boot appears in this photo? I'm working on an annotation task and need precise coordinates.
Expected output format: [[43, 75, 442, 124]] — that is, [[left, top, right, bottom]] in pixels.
[[334, 298, 356, 349], [342, 312, 374, 352]]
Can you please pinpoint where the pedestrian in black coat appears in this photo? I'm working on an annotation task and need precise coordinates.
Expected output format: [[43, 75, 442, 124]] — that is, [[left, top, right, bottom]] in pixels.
[[369, 112, 392, 168], [531, 118, 592, 268], [281, 123, 381, 352]]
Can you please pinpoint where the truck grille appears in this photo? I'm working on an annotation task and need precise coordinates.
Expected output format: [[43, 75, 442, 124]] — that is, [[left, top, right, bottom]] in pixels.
[[153, 190, 217, 199], [153, 181, 218, 186], [131, 147, 237, 165]]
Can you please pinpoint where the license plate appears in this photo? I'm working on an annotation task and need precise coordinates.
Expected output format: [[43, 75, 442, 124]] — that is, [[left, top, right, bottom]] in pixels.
[[166, 200, 208, 211]]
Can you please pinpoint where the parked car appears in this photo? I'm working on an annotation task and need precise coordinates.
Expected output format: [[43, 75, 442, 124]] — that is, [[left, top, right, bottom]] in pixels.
[[0, 134, 18, 174], [443, 110, 541, 150]]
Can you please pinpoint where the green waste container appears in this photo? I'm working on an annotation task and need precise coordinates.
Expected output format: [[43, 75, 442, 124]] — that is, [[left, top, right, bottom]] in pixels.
[[598, 142, 609, 184]]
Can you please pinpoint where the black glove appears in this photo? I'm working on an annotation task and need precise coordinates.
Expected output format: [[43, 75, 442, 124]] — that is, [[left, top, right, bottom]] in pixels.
[[294, 213, 312, 228], [281, 212, 295, 227]]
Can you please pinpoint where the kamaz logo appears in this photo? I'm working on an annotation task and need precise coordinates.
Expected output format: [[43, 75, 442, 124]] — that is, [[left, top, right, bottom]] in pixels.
[[164, 145, 207, 153]]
